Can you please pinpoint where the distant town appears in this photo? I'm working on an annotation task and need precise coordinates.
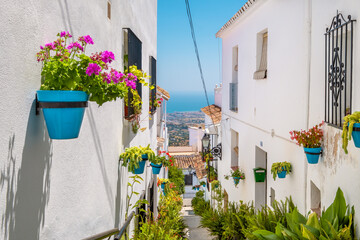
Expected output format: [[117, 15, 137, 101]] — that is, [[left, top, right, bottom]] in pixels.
[[167, 111, 205, 146]]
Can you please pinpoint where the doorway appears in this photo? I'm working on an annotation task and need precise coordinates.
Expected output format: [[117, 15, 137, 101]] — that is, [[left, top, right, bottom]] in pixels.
[[255, 146, 267, 210]]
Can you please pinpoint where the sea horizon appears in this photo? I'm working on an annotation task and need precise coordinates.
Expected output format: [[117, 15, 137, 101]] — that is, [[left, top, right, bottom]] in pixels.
[[166, 91, 215, 113]]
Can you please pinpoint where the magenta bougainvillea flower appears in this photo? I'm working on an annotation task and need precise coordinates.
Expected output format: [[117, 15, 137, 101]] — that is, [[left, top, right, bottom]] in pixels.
[[126, 80, 136, 89], [45, 42, 56, 50], [67, 42, 84, 51], [101, 51, 115, 63], [79, 35, 94, 45], [86, 63, 101, 76], [59, 31, 72, 38]]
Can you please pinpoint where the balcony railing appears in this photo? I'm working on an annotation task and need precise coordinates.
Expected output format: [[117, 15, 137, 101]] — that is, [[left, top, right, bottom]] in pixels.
[[229, 83, 238, 112]]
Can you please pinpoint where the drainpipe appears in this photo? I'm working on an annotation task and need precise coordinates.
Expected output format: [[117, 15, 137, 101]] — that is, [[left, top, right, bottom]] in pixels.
[[304, 0, 312, 213]]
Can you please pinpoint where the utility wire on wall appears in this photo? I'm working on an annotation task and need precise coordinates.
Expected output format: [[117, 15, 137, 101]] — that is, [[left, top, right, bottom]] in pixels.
[[184, 0, 218, 134]]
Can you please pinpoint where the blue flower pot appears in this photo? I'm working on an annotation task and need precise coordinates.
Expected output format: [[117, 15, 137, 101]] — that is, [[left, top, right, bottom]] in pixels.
[[351, 123, 360, 148], [277, 170, 287, 179], [142, 154, 148, 160], [233, 177, 241, 185], [161, 183, 165, 190], [151, 163, 162, 174], [132, 160, 146, 174], [304, 147, 322, 164], [196, 187, 200, 191], [37, 90, 88, 139], [202, 184, 206, 187]]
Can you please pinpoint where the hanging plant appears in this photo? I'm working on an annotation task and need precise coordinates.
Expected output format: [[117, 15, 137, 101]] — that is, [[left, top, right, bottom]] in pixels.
[[36, 32, 140, 139], [271, 162, 292, 180], [290, 122, 324, 164], [342, 112, 360, 153], [225, 169, 245, 186], [119, 145, 155, 173]]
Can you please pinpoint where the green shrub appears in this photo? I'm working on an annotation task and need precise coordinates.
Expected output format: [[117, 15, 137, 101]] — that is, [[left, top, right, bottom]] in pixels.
[[168, 165, 185, 195], [191, 190, 210, 217], [200, 207, 225, 239]]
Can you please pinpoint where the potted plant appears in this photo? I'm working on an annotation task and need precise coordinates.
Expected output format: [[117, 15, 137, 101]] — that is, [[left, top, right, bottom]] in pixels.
[[207, 165, 217, 182], [225, 169, 245, 186], [211, 180, 220, 189], [192, 185, 200, 191], [36, 32, 143, 139], [290, 122, 324, 164], [157, 178, 169, 190], [342, 112, 360, 153], [200, 181, 206, 187], [253, 167, 267, 182], [271, 162, 292, 180], [119, 145, 155, 174]]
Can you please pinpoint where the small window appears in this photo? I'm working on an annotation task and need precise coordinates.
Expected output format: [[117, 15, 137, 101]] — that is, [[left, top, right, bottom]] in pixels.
[[184, 174, 193, 185], [254, 32, 268, 80], [231, 130, 239, 167], [107, 1, 111, 20], [232, 46, 238, 83], [310, 181, 321, 216]]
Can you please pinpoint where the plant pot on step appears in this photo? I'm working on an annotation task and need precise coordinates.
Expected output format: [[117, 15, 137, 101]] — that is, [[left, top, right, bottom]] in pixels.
[[304, 147, 322, 164], [151, 163, 162, 174], [132, 160, 147, 174], [37, 90, 88, 139], [253, 167, 266, 182]]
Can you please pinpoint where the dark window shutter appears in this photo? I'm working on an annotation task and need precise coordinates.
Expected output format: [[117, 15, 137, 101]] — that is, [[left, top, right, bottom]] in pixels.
[[128, 29, 142, 99], [184, 174, 193, 185], [150, 56, 157, 114], [124, 28, 142, 118]]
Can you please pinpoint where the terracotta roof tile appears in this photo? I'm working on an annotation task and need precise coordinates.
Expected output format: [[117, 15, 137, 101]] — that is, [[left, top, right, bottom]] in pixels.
[[173, 154, 207, 180], [157, 86, 170, 100], [201, 104, 221, 124], [216, 0, 257, 38]]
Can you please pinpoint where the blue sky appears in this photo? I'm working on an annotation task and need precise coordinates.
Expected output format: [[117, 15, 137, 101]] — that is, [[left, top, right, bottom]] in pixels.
[[157, 0, 247, 96]]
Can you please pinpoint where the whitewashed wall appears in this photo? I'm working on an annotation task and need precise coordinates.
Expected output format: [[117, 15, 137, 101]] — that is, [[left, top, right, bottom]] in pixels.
[[0, 0, 158, 239], [219, 0, 360, 229]]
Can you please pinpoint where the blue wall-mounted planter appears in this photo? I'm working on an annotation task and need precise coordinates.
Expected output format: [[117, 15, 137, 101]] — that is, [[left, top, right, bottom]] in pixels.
[[161, 183, 165, 190], [151, 163, 162, 174], [277, 170, 287, 179], [233, 177, 241, 185], [304, 147, 322, 164], [37, 90, 88, 139], [351, 123, 360, 148], [132, 160, 146, 174]]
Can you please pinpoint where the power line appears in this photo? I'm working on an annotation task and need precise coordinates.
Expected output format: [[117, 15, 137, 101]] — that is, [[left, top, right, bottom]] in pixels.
[[184, 0, 218, 134]]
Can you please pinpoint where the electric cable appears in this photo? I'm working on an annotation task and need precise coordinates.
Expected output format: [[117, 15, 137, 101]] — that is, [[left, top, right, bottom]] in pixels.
[[184, 0, 218, 135]]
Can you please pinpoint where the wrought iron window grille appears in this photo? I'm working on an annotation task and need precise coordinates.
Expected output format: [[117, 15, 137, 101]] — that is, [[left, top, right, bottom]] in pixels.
[[325, 11, 356, 128]]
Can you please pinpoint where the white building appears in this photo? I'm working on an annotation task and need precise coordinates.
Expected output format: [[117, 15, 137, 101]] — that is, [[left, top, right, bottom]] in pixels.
[[217, 0, 360, 229], [0, 1, 165, 239]]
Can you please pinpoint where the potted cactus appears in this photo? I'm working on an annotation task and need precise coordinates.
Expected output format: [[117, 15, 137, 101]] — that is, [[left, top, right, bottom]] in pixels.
[[290, 122, 324, 164], [342, 112, 360, 153], [120, 145, 155, 174], [271, 162, 292, 180], [225, 169, 245, 186]]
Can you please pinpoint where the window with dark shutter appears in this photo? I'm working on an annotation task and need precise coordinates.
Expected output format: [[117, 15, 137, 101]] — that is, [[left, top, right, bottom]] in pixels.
[[324, 12, 355, 127], [150, 56, 157, 114], [123, 28, 142, 118]]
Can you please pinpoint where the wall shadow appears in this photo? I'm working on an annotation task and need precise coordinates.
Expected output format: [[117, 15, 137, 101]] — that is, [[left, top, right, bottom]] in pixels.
[[1, 100, 52, 239]]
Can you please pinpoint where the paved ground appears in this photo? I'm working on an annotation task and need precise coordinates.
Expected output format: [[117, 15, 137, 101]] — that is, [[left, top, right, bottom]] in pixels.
[[182, 198, 212, 240]]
